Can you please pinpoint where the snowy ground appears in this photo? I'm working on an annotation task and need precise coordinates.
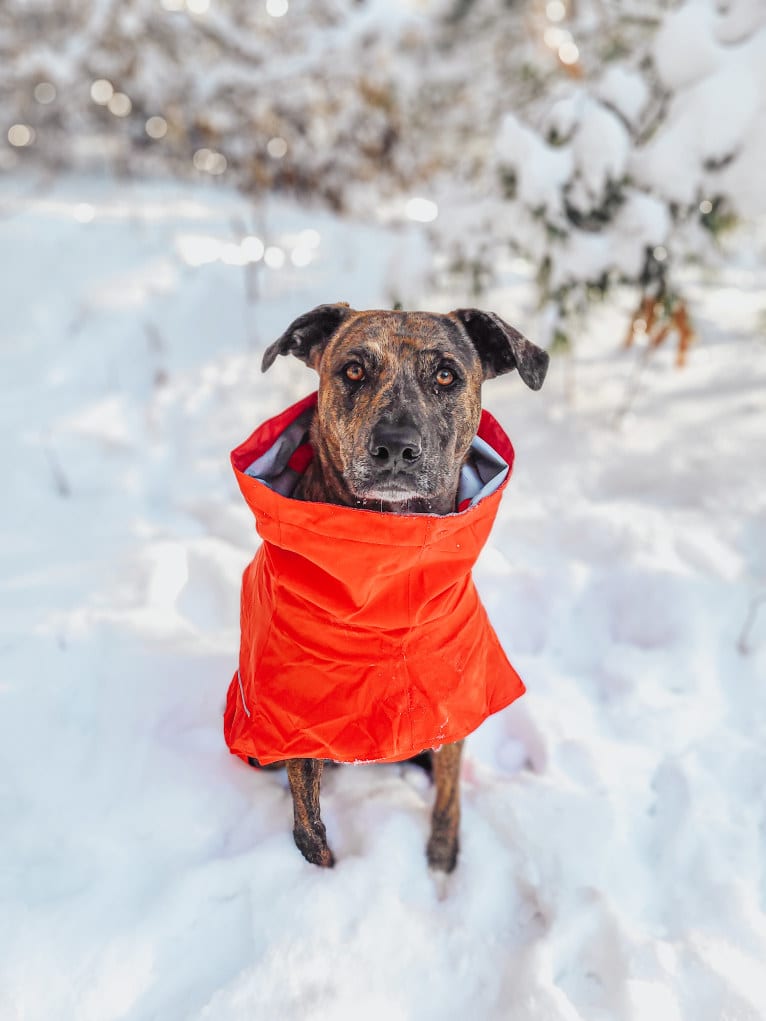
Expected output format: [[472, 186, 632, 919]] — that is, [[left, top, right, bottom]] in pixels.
[[2, 175, 765, 1021]]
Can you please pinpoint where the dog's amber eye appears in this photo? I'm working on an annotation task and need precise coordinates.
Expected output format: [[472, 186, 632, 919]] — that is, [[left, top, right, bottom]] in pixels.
[[436, 367, 455, 386], [345, 362, 365, 382]]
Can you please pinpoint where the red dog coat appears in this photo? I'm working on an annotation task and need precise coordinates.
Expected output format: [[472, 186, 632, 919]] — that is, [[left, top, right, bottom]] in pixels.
[[224, 392, 525, 765]]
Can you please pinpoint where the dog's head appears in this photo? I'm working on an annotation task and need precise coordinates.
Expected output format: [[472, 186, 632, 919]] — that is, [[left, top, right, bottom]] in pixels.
[[262, 304, 548, 510]]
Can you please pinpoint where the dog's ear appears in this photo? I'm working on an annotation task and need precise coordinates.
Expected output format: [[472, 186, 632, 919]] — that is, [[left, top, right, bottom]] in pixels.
[[450, 308, 549, 390], [261, 302, 353, 372]]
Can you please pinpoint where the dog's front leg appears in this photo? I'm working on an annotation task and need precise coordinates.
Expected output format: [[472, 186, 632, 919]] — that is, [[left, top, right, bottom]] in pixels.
[[286, 758, 334, 867], [427, 739, 464, 872]]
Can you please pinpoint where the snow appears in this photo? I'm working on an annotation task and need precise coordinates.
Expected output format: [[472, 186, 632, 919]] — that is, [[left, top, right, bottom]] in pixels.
[[570, 101, 630, 205], [548, 189, 670, 291], [594, 67, 649, 128], [652, 2, 721, 90], [489, 0, 766, 338], [496, 113, 572, 217], [634, 0, 766, 212], [537, 93, 631, 221], [2, 174, 766, 1020]]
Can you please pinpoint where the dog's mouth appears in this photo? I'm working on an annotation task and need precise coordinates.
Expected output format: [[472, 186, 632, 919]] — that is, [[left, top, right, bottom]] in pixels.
[[358, 485, 417, 503], [350, 470, 426, 503]]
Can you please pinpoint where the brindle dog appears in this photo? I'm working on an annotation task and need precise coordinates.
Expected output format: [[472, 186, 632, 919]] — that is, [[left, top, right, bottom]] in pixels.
[[260, 303, 549, 872]]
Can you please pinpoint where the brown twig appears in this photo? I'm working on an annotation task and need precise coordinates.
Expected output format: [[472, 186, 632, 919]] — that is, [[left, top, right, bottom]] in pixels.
[[44, 445, 71, 499], [737, 593, 766, 655], [623, 293, 695, 364]]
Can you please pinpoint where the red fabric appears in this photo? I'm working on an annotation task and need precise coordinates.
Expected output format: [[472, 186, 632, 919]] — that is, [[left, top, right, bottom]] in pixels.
[[224, 392, 526, 765], [287, 442, 314, 474]]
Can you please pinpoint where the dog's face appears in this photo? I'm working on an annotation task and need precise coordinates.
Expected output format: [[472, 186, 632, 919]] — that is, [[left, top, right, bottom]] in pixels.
[[262, 304, 549, 510], [313, 311, 485, 504]]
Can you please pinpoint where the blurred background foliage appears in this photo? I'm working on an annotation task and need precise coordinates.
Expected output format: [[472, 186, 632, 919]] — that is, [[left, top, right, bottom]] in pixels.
[[2, 0, 765, 355]]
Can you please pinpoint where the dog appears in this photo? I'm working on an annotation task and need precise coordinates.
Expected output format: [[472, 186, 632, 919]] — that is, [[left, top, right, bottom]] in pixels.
[[253, 303, 549, 871]]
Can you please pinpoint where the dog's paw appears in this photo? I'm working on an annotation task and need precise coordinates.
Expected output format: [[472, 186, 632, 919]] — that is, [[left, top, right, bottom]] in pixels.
[[293, 827, 335, 868], [426, 828, 459, 874]]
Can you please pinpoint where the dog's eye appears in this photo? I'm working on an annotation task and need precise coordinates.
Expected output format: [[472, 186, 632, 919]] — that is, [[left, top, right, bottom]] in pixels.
[[344, 362, 365, 382], [436, 367, 455, 387]]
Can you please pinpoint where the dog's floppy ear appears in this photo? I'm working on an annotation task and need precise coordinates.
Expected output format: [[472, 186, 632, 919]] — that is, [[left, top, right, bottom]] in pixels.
[[261, 302, 353, 372], [450, 308, 549, 390]]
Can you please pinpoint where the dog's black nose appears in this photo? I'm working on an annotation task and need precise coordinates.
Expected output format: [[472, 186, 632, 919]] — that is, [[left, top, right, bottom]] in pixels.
[[368, 424, 422, 468]]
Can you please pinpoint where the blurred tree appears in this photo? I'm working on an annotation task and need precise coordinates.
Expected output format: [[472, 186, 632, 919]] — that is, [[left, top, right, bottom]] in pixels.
[[0, 0, 416, 207], [2, 0, 764, 363], [437, 0, 766, 362]]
